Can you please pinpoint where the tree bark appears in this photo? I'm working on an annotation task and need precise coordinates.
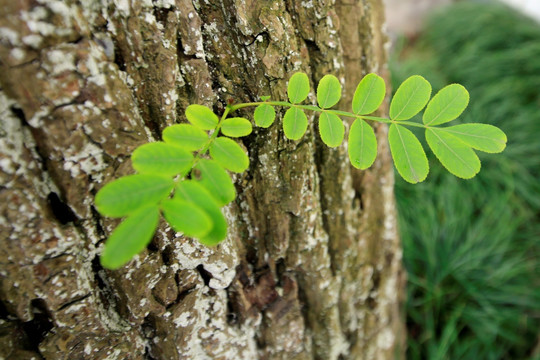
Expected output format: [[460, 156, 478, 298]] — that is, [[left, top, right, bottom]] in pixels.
[[0, 1, 404, 359]]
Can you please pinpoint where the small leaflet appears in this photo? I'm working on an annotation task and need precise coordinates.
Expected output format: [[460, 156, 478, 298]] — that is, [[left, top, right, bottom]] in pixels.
[[389, 75, 432, 120], [317, 74, 342, 109], [185, 104, 219, 130], [352, 73, 386, 115], [287, 72, 310, 104], [161, 198, 213, 238], [254, 104, 276, 128], [209, 137, 249, 173], [388, 124, 429, 183], [95, 174, 174, 217], [162, 124, 208, 151], [283, 107, 308, 140], [175, 180, 227, 246], [221, 117, 253, 137], [318, 112, 345, 148], [440, 123, 506, 153], [100, 205, 160, 269], [426, 128, 481, 179], [348, 119, 377, 170], [423, 84, 469, 126], [195, 159, 236, 206], [132, 142, 192, 177]]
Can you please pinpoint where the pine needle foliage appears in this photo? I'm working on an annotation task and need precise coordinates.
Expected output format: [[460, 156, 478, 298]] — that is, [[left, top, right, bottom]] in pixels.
[[392, 2, 540, 359]]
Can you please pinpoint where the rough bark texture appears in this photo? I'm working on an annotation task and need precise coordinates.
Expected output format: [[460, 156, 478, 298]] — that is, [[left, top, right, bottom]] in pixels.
[[0, 1, 404, 359]]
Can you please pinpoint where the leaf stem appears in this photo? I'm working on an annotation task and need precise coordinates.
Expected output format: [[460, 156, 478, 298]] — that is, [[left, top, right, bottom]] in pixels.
[[229, 101, 428, 129]]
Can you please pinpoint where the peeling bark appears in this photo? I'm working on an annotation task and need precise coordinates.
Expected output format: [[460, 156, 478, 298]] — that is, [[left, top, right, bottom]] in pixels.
[[0, 0, 404, 359]]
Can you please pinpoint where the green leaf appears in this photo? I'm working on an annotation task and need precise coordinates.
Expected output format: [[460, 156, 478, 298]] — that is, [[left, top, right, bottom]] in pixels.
[[175, 180, 227, 245], [100, 205, 160, 269], [254, 104, 276, 128], [389, 75, 432, 120], [352, 73, 386, 115], [185, 104, 219, 130], [95, 174, 174, 217], [426, 128, 480, 179], [260, 95, 271, 101], [287, 72, 310, 104], [318, 112, 344, 147], [209, 137, 249, 173], [221, 117, 253, 137], [317, 74, 341, 109], [423, 84, 469, 125], [283, 107, 308, 140], [162, 124, 208, 151], [388, 124, 429, 183], [161, 198, 212, 238], [348, 119, 377, 170], [132, 142, 192, 177], [195, 159, 236, 206], [440, 123, 507, 153]]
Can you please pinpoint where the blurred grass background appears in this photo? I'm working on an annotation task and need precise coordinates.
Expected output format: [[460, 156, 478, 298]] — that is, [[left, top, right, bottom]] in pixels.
[[389, 1, 540, 359]]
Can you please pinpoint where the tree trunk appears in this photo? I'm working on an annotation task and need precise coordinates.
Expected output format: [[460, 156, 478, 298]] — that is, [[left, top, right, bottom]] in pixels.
[[0, 1, 404, 359]]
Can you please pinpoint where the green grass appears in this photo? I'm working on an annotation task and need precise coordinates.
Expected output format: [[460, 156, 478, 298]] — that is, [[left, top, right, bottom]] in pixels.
[[391, 2, 540, 359]]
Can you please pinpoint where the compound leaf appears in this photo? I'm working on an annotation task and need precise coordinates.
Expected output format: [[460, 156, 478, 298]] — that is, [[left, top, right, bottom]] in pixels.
[[195, 159, 236, 206], [423, 84, 469, 125], [185, 104, 219, 130], [390, 75, 432, 120], [132, 142, 192, 177], [100, 205, 160, 269], [352, 73, 386, 115], [317, 74, 341, 109], [95, 174, 174, 217], [162, 124, 208, 151], [426, 127, 480, 179], [161, 198, 212, 238], [288, 72, 310, 104], [175, 180, 227, 245], [283, 107, 308, 140], [440, 123, 507, 153], [348, 119, 377, 170], [254, 104, 276, 128], [388, 124, 429, 183], [318, 112, 344, 147], [209, 137, 249, 173]]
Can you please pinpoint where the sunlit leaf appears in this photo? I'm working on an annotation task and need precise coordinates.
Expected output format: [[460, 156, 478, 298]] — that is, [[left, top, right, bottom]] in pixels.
[[348, 119, 377, 170], [352, 73, 386, 115], [132, 142, 192, 177], [185, 104, 219, 130], [388, 124, 429, 183], [161, 198, 212, 238], [221, 117, 253, 137], [209, 137, 249, 173], [283, 107, 308, 140], [318, 112, 344, 147], [95, 174, 174, 217], [440, 123, 507, 153], [175, 180, 227, 245], [254, 104, 276, 128], [426, 127, 480, 179], [162, 124, 208, 151], [287, 72, 310, 104], [423, 84, 469, 125], [389, 75, 432, 120], [100, 205, 160, 269], [317, 74, 341, 109], [195, 159, 236, 206]]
